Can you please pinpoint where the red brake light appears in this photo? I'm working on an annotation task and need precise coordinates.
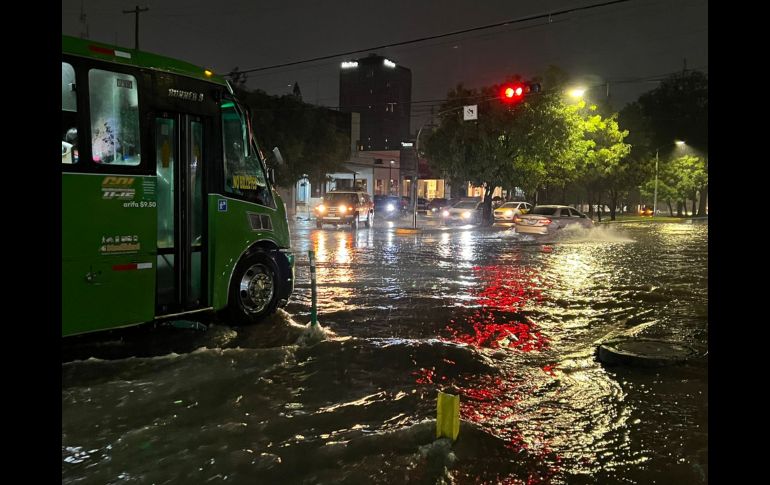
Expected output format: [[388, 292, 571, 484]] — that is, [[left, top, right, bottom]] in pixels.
[[540, 218, 552, 225], [513, 216, 522, 223]]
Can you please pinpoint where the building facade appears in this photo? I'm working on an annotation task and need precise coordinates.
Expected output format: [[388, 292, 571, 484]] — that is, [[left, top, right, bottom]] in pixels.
[[339, 54, 412, 151]]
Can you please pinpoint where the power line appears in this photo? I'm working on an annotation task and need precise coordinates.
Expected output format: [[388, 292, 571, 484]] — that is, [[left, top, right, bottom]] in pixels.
[[231, 0, 634, 76]]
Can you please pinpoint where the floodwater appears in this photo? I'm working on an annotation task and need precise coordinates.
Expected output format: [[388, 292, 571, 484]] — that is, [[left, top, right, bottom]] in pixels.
[[62, 218, 708, 484]]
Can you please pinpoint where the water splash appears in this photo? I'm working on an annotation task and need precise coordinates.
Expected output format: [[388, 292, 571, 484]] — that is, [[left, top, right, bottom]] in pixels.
[[554, 224, 635, 243]]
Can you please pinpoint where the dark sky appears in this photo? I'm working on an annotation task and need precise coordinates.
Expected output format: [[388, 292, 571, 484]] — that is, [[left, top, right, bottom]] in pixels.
[[62, 0, 707, 132]]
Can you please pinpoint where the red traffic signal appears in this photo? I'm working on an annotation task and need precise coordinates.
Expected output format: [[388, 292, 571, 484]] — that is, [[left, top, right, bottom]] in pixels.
[[499, 83, 541, 103], [501, 84, 525, 103]]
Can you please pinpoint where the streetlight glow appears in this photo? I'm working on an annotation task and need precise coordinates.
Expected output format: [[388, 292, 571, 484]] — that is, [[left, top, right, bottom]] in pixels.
[[568, 88, 586, 98]]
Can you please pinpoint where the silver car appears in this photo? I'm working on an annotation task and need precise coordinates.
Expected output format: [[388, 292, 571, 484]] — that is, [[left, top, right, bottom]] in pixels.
[[514, 205, 593, 235], [493, 201, 532, 223], [441, 200, 483, 224]]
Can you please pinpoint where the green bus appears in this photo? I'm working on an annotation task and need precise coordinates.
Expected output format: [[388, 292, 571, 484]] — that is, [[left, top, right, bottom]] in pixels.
[[62, 36, 294, 336]]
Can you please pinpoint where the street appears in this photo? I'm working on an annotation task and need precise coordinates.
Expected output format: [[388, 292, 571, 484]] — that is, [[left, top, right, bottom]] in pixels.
[[63, 217, 708, 484]]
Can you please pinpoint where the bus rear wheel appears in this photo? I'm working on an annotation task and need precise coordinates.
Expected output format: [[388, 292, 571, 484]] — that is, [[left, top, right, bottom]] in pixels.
[[227, 251, 280, 325]]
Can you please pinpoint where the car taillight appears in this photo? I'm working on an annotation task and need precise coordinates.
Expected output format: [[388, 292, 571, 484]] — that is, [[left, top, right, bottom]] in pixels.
[[513, 216, 522, 223], [348, 206, 353, 211], [540, 218, 552, 225]]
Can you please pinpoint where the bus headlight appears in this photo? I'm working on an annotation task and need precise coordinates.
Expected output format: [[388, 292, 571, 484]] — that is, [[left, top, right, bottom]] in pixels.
[[386, 203, 395, 212], [316, 204, 326, 213], [338, 205, 347, 213]]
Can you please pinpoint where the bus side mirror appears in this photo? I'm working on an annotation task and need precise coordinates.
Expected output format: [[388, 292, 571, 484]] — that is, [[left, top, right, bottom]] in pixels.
[[267, 167, 276, 186]]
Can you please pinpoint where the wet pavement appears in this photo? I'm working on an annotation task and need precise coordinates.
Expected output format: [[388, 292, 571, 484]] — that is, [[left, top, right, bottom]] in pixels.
[[62, 216, 708, 484]]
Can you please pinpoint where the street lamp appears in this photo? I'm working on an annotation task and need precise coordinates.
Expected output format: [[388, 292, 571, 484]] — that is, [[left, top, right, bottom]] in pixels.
[[653, 140, 686, 217], [568, 87, 586, 99], [389, 160, 395, 195]]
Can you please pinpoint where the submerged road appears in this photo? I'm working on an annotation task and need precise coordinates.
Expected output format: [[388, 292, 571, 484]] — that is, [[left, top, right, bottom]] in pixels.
[[63, 217, 708, 484]]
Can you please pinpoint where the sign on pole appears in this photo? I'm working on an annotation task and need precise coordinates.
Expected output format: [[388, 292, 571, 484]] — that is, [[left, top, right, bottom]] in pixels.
[[463, 105, 478, 121]]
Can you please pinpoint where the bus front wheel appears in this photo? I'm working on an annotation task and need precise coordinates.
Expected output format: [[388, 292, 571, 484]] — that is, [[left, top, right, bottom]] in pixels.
[[227, 251, 280, 325]]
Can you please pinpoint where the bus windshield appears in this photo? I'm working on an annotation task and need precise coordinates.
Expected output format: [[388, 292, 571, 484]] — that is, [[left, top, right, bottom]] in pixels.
[[222, 100, 272, 207]]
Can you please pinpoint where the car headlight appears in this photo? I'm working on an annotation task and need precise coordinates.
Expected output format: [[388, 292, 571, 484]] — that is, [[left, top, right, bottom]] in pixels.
[[442, 210, 450, 217], [504, 210, 513, 217], [462, 211, 471, 219], [338, 205, 347, 213], [431, 207, 437, 212], [386, 203, 395, 212], [316, 204, 326, 213]]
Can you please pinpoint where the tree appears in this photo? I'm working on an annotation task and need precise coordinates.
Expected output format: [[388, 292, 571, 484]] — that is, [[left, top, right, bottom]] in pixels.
[[575, 104, 631, 221], [637, 71, 708, 215], [425, 77, 588, 224], [237, 89, 350, 189]]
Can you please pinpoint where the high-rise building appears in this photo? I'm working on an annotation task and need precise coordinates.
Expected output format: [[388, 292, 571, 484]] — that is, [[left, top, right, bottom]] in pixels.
[[339, 54, 411, 151]]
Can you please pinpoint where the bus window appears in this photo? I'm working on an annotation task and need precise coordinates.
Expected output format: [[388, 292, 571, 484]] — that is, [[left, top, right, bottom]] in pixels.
[[88, 69, 141, 166], [61, 62, 78, 164], [222, 101, 271, 206]]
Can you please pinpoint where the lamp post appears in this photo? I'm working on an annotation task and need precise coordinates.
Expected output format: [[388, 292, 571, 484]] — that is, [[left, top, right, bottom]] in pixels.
[[653, 150, 659, 218], [389, 160, 394, 195]]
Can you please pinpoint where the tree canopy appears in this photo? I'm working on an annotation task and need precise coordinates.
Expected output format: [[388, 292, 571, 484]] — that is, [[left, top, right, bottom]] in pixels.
[[235, 88, 350, 188]]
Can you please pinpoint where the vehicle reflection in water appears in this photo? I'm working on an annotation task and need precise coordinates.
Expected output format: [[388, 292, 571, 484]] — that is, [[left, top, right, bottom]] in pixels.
[[309, 230, 354, 312], [458, 230, 474, 263]]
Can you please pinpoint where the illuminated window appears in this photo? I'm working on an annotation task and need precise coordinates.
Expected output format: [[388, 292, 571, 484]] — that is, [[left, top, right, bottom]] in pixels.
[[88, 69, 141, 166], [61, 62, 78, 164]]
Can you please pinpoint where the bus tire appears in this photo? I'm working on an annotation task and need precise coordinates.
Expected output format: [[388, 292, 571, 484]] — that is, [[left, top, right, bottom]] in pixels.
[[227, 251, 280, 325]]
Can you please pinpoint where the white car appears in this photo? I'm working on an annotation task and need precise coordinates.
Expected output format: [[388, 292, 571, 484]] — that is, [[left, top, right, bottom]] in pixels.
[[514, 205, 593, 235], [441, 200, 483, 224], [493, 201, 532, 223]]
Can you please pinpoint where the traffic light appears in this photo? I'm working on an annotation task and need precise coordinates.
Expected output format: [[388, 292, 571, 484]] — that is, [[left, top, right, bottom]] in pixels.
[[499, 83, 542, 103]]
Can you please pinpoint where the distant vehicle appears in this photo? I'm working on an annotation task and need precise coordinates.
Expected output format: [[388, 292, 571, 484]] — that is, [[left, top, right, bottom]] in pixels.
[[493, 201, 532, 223], [640, 206, 654, 217], [441, 200, 483, 224], [315, 190, 373, 229], [374, 195, 404, 219], [427, 198, 449, 214], [417, 197, 429, 213], [514, 205, 593, 235]]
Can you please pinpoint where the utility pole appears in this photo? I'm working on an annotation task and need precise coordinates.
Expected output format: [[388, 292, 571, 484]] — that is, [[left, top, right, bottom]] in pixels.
[[122, 5, 149, 50]]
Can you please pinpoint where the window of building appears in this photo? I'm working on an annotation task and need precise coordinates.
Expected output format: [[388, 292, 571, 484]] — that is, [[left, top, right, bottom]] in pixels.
[[88, 69, 141, 166]]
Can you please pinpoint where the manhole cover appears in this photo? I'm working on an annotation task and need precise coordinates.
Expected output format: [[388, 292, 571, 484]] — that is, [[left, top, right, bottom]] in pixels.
[[597, 338, 697, 367]]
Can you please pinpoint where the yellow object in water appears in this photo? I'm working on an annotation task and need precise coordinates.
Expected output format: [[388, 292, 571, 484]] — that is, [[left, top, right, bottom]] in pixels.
[[436, 391, 460, 441]]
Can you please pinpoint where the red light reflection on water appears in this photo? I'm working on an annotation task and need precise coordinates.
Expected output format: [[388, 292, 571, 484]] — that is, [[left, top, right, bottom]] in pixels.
[[443, 265, 549, 352], [418, 264, 562, 482]]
